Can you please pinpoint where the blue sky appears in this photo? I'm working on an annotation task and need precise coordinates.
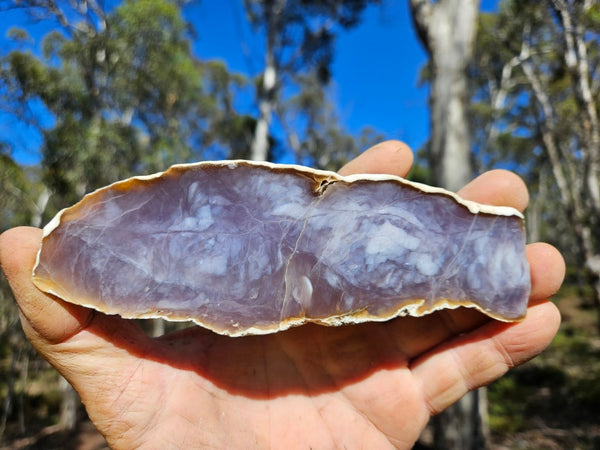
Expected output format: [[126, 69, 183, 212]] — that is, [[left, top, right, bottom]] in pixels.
[[0, 0, 500, 165], [186, 1, 430, 150]]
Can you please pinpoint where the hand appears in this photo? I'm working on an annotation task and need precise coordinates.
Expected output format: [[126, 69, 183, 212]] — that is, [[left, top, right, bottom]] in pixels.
[[0, 141, 564, 449]]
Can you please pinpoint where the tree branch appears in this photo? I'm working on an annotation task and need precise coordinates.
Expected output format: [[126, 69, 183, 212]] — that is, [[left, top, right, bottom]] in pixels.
[[551, 0, 600, 216]]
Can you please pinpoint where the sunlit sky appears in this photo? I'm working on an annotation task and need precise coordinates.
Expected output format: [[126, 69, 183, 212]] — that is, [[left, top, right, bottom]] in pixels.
[[0, 0, 499, 165]]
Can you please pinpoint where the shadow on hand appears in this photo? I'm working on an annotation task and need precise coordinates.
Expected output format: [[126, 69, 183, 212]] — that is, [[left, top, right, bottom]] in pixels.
[[84, 307, 489, 400], [90, 313, 413, 399]]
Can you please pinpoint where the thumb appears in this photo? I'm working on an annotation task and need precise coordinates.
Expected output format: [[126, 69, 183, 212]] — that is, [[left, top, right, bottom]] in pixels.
[[0, 226, 95, 345], [0, 226, 149, 377]]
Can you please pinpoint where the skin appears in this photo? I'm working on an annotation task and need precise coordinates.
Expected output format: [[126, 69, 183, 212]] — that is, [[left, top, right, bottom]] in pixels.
[[0, 141, 564, 449]]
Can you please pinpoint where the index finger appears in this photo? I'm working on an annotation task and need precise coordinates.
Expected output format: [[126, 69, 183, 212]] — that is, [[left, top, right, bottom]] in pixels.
[[338, 140, 414, 177], [457, 169, 530, 212]]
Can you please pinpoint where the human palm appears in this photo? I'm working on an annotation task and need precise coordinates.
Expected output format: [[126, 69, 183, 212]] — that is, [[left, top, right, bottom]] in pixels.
[[0, 141, 563, 449]]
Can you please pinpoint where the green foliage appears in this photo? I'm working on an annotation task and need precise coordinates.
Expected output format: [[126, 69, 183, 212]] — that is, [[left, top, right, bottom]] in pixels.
[[1, 0, 255, 215], [488, 376, 528, 433], [6, 27, 32, 44], [198, 60, 256, 159], [489, 293, 600, 446], [406, 160, 432, 185], [470, 1, 558, 170], [0, 151, 32, 229]]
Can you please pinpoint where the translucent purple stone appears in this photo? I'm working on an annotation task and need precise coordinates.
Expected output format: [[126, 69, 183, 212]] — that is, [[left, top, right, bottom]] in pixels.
[[33, 161, 530, 336]]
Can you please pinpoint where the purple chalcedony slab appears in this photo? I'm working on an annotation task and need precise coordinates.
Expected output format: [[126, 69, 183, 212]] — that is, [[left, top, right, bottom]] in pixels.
[[32, 161, 530, 336]]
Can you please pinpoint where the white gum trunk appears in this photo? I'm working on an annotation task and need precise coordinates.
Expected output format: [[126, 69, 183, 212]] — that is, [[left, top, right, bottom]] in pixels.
[[251, 65, 277, 161], [410, 0, 479, 190]]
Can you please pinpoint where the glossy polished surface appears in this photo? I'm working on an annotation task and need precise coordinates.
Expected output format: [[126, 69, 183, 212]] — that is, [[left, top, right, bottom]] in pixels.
[[33, 161, 530, 336]]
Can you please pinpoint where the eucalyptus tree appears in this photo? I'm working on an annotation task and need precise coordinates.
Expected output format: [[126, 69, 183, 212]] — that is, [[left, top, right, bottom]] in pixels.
[[242, 0, 377, 161], [470, 0, 600, 327]]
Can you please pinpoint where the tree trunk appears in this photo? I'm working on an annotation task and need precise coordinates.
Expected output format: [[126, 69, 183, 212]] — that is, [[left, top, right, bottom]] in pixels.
[[410, 0, 479, 191], [433, 388, 487, 450], [17, 352, 29, 434], [0, 342, 17, 438], [250, 63, 276, 161], [58, 376, 78, 431], [31, 187, 50, 228], [250, 0, 282, 162], [410, 1, 487, 448], [526, 167, 548, 244], [151, 318, 165, 337]]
